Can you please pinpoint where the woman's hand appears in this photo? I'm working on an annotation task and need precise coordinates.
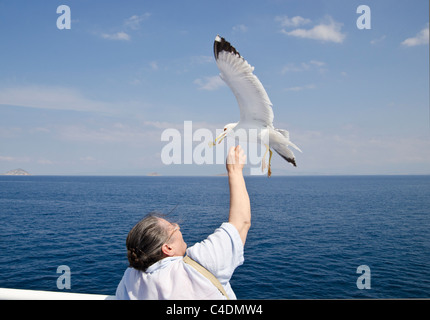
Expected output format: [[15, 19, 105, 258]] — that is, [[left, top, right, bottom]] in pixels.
[[226, 145, 246, 176]]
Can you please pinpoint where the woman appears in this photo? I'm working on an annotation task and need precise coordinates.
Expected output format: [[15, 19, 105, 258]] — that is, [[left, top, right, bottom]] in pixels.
[[115, 145, 250, 299]]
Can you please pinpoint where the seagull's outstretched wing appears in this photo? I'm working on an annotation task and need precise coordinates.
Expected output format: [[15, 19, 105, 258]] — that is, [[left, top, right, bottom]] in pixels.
[[214, 35, 274, 127]]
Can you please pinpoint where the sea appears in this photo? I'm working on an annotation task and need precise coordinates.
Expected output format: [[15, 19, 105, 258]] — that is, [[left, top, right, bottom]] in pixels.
[[0, 175, 429, 299]]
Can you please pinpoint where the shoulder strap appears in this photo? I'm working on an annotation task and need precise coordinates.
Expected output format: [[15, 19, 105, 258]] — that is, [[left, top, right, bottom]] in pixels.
[[183, 256, 230, 300]]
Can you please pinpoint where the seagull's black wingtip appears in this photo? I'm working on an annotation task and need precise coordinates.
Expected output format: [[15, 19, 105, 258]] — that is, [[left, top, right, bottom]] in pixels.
[[278, 153, 297, 167], [213, 35, 240, 60]]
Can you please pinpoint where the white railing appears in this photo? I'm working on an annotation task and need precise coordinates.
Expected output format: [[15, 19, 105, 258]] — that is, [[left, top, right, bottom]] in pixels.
[[0, 288, 115, 300]]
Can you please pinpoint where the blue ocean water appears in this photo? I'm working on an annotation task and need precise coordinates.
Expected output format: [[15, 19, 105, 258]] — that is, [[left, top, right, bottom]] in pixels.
[[0, 175, 429, 299]]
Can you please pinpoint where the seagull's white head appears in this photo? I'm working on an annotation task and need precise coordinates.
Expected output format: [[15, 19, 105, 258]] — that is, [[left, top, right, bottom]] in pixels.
[[210, 122, 238, 146], [223, 122, 238, 133]]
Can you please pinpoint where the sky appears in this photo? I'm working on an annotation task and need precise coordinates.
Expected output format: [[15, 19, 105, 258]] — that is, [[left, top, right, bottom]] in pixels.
[[0, 0, 429, 176]]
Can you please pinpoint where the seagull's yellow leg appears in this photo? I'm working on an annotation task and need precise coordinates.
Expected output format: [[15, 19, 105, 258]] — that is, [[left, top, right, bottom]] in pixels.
[[267, 148, 273, 177], [261, 144, 269, 172]]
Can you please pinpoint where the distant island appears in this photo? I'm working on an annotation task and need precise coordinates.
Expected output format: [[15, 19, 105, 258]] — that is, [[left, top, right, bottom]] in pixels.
[[146, 172, 160, 176], [215, 173, 228, 176], [3, 168, 31, 176]]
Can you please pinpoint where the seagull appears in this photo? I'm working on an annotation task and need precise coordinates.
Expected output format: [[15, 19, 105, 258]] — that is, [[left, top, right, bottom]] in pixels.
[[210, 35, 302, 176]]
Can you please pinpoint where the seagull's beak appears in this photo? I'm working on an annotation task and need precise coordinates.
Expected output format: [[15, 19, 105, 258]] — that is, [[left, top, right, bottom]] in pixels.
[[209, 131, 227, 147], [216, 131, 227, 144]]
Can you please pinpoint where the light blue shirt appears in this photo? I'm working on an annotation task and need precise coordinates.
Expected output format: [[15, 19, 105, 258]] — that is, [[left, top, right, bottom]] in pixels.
[[115, 222, 244, 300]]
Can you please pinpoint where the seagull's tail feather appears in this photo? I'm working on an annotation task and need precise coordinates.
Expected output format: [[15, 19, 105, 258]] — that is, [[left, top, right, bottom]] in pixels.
[[275, 129, 302, 152], [272, 144, 297, 167], [287, 141, 302, 153]]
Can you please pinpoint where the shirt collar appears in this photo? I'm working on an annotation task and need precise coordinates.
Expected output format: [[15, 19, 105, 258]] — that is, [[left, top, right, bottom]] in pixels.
[[145, 256, 183, 274]]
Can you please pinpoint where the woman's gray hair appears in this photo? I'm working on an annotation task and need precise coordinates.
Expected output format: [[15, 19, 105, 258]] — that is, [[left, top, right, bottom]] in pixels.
[[126, 212, 171, 272]]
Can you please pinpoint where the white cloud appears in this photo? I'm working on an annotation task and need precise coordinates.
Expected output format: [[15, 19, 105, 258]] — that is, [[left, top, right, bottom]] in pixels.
[[0, 86, 113, 113], [281, 16, 346, 43], [0, 127, 22, 138], [281, 63, 307, 73], [290, 128, 430, 174], [143, 121, 184, 130], [37, 159, 54, 165], [370, 35, 386, 45], [309, 60, 325, 67], [194, 76, 226, 91], [124, 13, 151, 30], [0, 155, 15, 162], [190, 55, 213, 64], [79, 156, 96, 162], [149, 61, 159, 70], [129, 78, 142, 86], [232, 24, 248, 33], [281, 60, 326, 74], [143, 120, 221, 132], [401, 24, 429, 47], [101, 31, 130, 41], [98, 13, 150, 41], [57, 124, 148, 145], [0, 155, 30, 163], [275, 15, 311, 27], [284, 84, 315, 92]]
